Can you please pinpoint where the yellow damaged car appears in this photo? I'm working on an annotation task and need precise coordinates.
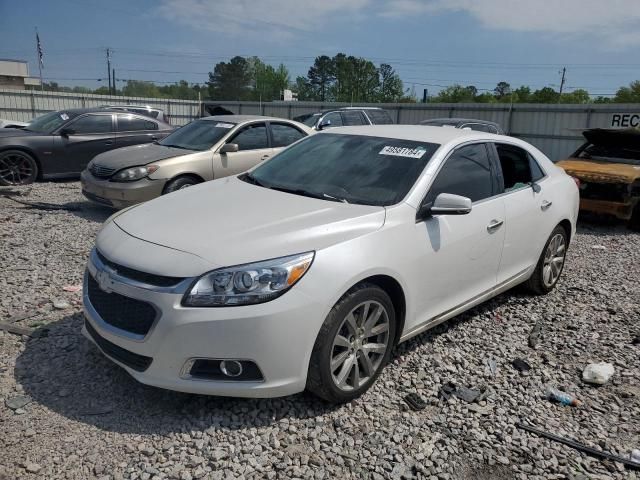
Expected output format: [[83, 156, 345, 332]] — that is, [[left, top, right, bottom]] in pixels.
[[557, 128, 640, 231]]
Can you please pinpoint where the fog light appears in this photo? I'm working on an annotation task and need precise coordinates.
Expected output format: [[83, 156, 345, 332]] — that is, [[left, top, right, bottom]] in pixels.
[[182, 358, 264, 382], [220, 360, 243, 377]]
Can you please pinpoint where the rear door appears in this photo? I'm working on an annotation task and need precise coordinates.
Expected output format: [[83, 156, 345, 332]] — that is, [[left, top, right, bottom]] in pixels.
[[51, 113, 115, 174], [115, 114, 161, 148], [214, 122, 270, 177], [491, 142, 554, 283]]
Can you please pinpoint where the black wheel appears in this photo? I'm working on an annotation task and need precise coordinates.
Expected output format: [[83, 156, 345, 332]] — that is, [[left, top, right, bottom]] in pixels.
[[628, 204, 640, 232], [162, 176, 200, 194], [524, 225, 568, 295], [0, 150, 38, 186], [307, 283, 396, 403]]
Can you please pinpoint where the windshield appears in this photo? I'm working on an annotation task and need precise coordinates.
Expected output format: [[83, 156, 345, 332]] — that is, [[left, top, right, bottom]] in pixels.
[[421, 120, 458, 127], [159, 120, 236, 151], [245, 133, 440, 206], [25, 111, 70, 133], [578, 143, 640, 166]]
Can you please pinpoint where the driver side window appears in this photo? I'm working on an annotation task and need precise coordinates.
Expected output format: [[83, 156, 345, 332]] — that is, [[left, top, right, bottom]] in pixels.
[[68, 114, 113, 134], [322, 112, 343, 127], [229, 123, 269, 151], [425, 143, 494, 204]]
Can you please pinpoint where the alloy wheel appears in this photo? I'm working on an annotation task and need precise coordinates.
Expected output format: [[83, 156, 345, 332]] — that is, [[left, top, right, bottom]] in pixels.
[[0, 152, 35, 185], [330, 300, 390, 391], [542, 233, 566, 288]]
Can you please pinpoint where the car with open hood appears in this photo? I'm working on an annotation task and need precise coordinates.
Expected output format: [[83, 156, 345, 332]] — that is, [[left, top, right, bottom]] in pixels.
[[556, 128, 640, 230], [82, 125, 578, 402], [81, 115, 312, 208], [0, 108, 173, 186]]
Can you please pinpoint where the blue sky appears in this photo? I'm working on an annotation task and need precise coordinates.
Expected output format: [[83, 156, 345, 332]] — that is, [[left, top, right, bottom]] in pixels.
[[1, 0, 639, 97]]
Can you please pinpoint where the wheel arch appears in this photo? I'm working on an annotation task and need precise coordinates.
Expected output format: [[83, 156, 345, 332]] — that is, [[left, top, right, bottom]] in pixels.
[[0, 146, 43, 179], [352, 274, 407, 347], [558, 218, 572, 245], [162, 172, 206, 193]]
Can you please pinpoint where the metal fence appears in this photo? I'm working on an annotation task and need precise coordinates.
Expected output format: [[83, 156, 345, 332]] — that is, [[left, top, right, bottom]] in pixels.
[[1, 88, 638, 160]]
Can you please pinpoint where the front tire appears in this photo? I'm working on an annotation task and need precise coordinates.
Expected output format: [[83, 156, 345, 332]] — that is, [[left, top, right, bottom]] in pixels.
[[307, 283, 396, 403], [162, 176, 200, 194], [0, 150, 38, 186], [524, 225, 568, 295]]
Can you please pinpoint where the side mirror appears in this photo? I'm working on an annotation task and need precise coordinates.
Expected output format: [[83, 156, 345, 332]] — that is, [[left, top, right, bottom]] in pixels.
[[417, 193, 472, 220], [317, 119, 331, 131], [220, 143, 239, 154], [60, 127, 75, 137]]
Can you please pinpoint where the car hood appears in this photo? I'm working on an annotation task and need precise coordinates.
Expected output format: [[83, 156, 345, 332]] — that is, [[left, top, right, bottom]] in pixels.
[[90, 142, 194, 170], [112, 176, 386, 268], [0, 129, 40, 139], [556, 159, 640, 184]]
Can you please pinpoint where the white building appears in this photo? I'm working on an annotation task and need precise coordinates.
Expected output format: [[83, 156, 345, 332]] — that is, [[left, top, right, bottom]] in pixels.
[[0, 59, 41, 89]]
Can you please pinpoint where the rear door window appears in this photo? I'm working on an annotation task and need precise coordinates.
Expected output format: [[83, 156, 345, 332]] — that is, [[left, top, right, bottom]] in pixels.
[[341, 111, 367, 126], [230, 123, 269, 150], [270, 123, 306, 147], [495, 144, 534, 192], [365, 109, 394, 125], [117, 114, 157, 132]]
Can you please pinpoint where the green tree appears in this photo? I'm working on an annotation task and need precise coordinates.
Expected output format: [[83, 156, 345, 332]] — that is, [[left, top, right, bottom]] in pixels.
[[122, 80, 161, 98], [307, 55, 335, 101], [378, 63, 403, 102], [559, 89, 590, 104], [494, 81, 511, 99], [207, 56, 252, 100], [613, 80, 640, 103], [433, 84, 476, 102], [531, 87, 559, 103], [512, 86, 532, 103], [293, 76, 314, 101]]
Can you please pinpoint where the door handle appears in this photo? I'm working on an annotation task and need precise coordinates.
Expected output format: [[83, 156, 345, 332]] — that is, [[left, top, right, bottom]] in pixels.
[[105, 140, 113, 145], [486, 219, 504, 233], [150, 135, 158, 140], [261, 155, 270, 160], [541, 200, 553, 211]]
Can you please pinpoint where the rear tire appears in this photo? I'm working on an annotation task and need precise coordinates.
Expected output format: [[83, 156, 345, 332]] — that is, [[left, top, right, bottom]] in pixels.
[[306, 283, 396, 403], [162, 176, 200, 194], [0, 150, 38, 186], [523, 225, 568, 295]]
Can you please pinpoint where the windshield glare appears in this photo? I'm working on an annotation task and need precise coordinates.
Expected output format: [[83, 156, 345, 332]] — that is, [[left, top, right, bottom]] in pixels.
[[160, 120, 236, 151], [300, 114, 320, 127], [26, 111, 70, 133], [247, 133, 440, 206]]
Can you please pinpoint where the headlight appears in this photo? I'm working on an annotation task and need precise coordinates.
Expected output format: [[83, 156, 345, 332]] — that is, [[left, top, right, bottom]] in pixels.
[[183, 252, 314, 307], [111, 165, 158, 182]]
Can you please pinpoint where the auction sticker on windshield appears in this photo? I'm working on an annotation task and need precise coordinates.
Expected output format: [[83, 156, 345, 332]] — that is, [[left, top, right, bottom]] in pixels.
[[379, 145, 427, 159], [215, 122, 235, 129]]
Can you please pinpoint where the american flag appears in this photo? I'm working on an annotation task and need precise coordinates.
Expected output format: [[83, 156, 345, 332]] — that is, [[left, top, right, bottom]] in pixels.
[[36, 32, 44, 68]]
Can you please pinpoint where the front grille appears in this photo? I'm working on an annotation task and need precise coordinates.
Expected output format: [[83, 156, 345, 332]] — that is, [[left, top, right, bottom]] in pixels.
[[87, 273, 157, 336], [85, 320, 152, 372], [96, 250, 185, 287], [580, 182, 628, 202], [89, 163, 116, 178]]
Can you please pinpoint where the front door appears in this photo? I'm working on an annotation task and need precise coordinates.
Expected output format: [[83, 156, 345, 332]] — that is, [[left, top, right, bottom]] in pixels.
[[51, 113, 115, 174], [214, 122, 271, 177], [408, 143, 505, 331]]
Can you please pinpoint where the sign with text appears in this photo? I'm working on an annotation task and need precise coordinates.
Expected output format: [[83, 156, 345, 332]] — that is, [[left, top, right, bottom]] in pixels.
[[611, 113, 640, 128]]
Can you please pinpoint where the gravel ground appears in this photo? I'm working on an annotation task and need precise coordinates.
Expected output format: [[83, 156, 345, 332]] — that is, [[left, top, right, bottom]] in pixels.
[[0, 181, 639, 480]]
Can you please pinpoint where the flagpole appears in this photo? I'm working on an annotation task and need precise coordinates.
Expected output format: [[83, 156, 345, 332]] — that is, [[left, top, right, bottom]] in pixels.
[[35, 27, 43, 91]]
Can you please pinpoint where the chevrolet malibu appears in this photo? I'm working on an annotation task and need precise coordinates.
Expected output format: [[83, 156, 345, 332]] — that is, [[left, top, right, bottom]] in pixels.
[[83, 126, 579, 403]]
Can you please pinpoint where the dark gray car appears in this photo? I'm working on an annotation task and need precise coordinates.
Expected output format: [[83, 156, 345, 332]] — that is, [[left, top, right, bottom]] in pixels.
[[419, 118, 505, 134], [0, 108, 173, 185], [294, 107, 394, 131]]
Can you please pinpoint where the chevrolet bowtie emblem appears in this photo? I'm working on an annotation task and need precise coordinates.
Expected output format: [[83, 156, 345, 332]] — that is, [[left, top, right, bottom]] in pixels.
[[95, 267, 115, 293]]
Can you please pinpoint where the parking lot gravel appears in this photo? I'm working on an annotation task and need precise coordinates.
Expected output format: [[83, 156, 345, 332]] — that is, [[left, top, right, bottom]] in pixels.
[[1, 181, 639, 480]]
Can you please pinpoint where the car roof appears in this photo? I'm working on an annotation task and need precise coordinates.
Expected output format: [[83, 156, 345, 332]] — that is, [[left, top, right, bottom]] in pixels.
[[323, 124, 503, 144], [422, 117, 500, 125], [200, 114, 295, 123]]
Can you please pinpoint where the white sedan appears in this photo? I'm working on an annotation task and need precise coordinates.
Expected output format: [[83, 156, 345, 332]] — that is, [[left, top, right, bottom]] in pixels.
[[82, 126, 579, 402]]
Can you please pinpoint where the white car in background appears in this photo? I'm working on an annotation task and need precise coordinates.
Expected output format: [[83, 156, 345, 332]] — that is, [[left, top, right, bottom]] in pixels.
[[0, 118, 28, 129], [82, 126, 579, 402]]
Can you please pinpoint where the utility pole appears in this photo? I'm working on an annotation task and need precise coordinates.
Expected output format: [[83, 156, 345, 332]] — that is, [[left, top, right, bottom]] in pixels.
[[106, 48, 112, 95], [112, 68, 116, 96], [558, 67, 566, 103]]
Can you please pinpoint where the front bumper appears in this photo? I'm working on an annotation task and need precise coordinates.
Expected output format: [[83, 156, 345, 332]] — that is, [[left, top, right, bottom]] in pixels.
[[80, 170, 166, 209], [81, 249, 324, 398], [579, 198, 636, 221]]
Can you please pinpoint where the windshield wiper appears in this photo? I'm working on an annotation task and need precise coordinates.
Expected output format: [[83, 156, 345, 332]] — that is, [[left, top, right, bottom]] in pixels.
[[240, 172, 267, 187], [161, 144, 191, 150], [269, 185, 349, 203]]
